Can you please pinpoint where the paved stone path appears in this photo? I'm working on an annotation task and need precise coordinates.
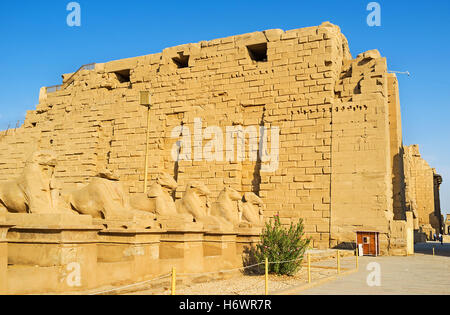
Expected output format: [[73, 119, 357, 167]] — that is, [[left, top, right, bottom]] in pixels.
[[298, 242, 450, 295]]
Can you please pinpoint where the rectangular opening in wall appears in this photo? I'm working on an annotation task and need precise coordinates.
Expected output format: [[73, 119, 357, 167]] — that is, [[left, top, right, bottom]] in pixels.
[[247, 43, 268, 62], [172, 53, 190, 69], [114, 69, 131, 83]]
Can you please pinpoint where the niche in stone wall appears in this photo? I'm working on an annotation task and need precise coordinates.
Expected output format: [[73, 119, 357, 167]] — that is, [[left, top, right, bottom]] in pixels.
[[172, 52, 190, 69], [113, 69, 131, 83], [247, 43, 268, 62]]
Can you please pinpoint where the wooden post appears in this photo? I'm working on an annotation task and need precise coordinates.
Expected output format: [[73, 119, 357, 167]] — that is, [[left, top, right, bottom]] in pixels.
[[171, 267, 176, 296], [265, 257, 269, 295]]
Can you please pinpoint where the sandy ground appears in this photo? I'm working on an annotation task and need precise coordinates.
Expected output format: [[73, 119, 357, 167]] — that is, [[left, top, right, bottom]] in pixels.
[[125, 255, 357, 295], [77, 249, 355, 295]]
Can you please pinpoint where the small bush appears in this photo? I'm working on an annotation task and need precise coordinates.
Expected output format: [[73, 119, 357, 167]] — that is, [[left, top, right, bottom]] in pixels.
[[255, 215, 311, 276]]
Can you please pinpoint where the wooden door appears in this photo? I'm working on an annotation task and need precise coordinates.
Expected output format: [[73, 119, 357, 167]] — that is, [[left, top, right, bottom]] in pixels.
[[363, 234, 372, 255], [357, 232, 377, 256]]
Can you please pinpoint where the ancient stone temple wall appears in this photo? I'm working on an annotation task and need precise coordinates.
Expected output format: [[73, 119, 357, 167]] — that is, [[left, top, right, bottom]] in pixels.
[[403, 145, 442, 239], [387, 74, 406, 221], [0, 22, 438, 254], [433, 172, 443, 233], [329, 50, 395, 253]]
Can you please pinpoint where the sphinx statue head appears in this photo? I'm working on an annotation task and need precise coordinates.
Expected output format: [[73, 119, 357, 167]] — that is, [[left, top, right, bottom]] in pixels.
[[97, 168, 120, 181], [210, 187, 242, 226], [241, 192, 265, 227], [156, 172, 178, 191]]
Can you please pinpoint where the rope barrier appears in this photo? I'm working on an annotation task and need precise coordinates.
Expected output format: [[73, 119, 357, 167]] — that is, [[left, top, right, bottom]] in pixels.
[[268, 257, 305, 264], [88, 250, 357, 295], [177, 262, 265, 277]]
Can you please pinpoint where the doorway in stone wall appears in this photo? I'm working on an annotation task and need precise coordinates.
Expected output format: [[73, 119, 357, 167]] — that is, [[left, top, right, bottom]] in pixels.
[[357, 231, 380, 256]]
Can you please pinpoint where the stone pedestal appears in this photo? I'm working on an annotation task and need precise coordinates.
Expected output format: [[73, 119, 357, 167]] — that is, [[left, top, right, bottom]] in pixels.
[[6, 213, 101, 294], [236, 227, 262, 251], [159, 222, 204, 275], [203, 231, 239, 273], [156, 215, 194, 229], [236, 227, 262, 264], [96, 227, 163, 287], [0, 214, 13, 295], [93, 217, 158, 230]]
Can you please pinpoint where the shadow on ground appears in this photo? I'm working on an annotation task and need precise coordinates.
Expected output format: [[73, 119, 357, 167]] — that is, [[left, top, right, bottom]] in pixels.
[[414, 242, 450, 257]]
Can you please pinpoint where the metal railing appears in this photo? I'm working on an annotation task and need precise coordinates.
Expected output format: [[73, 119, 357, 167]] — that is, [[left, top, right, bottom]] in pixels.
[[46, 85, 62, 93], [46, 63, 96, 94]]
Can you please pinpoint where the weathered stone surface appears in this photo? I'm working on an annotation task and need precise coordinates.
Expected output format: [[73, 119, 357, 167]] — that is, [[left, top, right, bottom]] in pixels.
[[403, 145, 443, 241], [240, 192, 264, 227], [0, 22, 443, 257], [63, 170, 157, 228], [0, 150, 66, 214], [176, 182, 218, 226], [210, 187, 242, 226], [5, 213, 100, 294], [131, 172, 193, 223], [0, 213, 13, 294]]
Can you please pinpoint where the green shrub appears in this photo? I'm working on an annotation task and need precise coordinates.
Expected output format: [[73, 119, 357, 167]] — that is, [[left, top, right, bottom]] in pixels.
[[255, 214, 311, 276]]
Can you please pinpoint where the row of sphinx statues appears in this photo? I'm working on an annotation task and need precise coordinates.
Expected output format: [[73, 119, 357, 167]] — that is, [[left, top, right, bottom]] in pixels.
[[0, 150, 264, 229]]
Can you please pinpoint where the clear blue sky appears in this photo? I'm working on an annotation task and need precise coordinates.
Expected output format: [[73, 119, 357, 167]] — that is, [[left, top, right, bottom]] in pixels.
[[0, 0, 449, 217]]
